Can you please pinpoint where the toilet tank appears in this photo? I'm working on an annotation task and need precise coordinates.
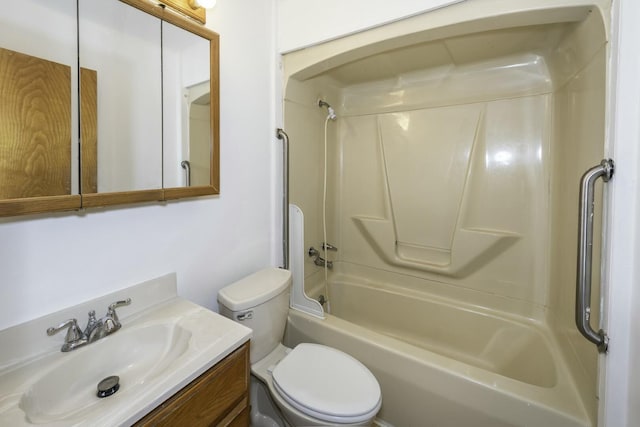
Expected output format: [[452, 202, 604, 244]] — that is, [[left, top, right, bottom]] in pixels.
[[218, 268, 291, 364]]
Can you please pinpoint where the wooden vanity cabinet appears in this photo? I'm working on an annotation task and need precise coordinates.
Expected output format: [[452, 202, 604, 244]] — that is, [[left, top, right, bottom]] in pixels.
[[135, 341, 250, 427]]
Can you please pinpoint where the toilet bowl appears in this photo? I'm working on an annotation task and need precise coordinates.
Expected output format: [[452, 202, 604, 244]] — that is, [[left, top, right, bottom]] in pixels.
[[254, 343, 381, 426], [218, 268, 382, 426]]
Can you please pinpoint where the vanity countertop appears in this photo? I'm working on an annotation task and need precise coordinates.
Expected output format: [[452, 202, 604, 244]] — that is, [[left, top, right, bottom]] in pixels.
[[0, 273, 251, 426]]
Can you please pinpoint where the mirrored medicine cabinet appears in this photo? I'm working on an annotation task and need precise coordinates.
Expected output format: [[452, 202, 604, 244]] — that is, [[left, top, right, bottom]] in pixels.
[[0, 0, 219, 216]]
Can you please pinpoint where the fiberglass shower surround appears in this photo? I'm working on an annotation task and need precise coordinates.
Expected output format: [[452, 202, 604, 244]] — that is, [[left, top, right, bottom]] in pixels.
[[283, 1, 610, 426]]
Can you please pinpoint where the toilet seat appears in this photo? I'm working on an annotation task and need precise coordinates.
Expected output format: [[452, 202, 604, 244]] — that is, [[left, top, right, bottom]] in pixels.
[[272, 343, 382, 424]]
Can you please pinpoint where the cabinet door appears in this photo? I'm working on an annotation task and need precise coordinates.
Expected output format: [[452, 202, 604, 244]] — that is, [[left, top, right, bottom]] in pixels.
[[134, 341, 249, 427]]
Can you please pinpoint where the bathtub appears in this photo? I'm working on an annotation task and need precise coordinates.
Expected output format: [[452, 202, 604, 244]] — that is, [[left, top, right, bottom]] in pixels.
[[284, 275, 590, 427]]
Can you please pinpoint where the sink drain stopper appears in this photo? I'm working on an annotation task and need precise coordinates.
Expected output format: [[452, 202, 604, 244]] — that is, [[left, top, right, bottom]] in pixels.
[[97, 375, 120, 398]]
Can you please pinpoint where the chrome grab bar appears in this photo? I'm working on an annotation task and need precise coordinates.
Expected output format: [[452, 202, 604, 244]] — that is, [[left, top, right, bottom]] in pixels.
[[181, 160, 191, 187], [576, 158, 614, 353], [277, 128, 289, 270]]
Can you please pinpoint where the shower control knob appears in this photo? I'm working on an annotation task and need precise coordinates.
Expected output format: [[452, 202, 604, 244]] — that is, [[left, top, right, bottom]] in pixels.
[[322, 243, 338, 251]]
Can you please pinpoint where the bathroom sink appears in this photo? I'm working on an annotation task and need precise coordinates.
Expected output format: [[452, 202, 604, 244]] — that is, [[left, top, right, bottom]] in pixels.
[[19, 323, 191, 424], [0, 275, 252, 427]]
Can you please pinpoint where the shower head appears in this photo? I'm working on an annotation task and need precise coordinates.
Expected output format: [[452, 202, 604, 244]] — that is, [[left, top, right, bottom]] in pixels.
[[318, 99, 337, 121], [327, 106, 337, 121]]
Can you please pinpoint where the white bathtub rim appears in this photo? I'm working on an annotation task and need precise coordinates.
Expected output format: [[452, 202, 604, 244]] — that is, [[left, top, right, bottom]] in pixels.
[[317, 261, 549, 323], [328, 272, 548, 327]]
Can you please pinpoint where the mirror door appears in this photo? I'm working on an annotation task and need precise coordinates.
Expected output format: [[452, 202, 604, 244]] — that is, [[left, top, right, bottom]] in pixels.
[[79, 0, 164, 207], [0, 0, 80, 215], [162, 21, 211, 190], [160, 9, 219, 200]]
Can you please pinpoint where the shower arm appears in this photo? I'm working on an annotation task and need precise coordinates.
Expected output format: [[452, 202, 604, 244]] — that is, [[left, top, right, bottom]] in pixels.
[[276, 128, 290, 270], [318, 99, 337, 120], [575, 158, 614, 354]]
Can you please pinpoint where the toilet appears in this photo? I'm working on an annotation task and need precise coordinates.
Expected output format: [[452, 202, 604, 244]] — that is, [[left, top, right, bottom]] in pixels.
[[218, 268, 382, 426]]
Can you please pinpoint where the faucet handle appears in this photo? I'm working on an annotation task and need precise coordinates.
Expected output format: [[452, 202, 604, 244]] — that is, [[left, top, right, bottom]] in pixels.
[[108, 298, 131, 312], [107, 298, 131, 320], [321, 242, 338, 251], [47, 319, 86, 352], [47, 318, 82, 340], [104, 298, 131, 334]]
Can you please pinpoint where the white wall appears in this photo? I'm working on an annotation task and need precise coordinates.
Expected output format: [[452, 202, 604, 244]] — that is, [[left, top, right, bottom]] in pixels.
[[0, 0, 277, 330], [277, 0, 464, 53]]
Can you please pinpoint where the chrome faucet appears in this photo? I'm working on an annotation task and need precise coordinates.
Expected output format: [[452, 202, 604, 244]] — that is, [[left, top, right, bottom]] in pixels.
[[46, 318, 86, 352], [84, 310, 104, 342], [308, 243, 337, 269], [47, 298, 131, 352]]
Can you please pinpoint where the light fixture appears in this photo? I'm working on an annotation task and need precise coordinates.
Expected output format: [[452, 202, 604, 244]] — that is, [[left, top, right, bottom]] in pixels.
[[188, 0, 216, 9], [160, 0, 212, 24]]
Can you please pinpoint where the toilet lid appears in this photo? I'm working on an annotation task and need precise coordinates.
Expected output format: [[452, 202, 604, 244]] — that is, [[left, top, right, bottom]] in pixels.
[[272, 343, 381, 424]]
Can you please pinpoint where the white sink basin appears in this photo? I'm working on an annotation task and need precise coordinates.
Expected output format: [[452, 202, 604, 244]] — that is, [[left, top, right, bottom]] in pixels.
[[20, 323, 191, 424], [0, 275, 252, 427]]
